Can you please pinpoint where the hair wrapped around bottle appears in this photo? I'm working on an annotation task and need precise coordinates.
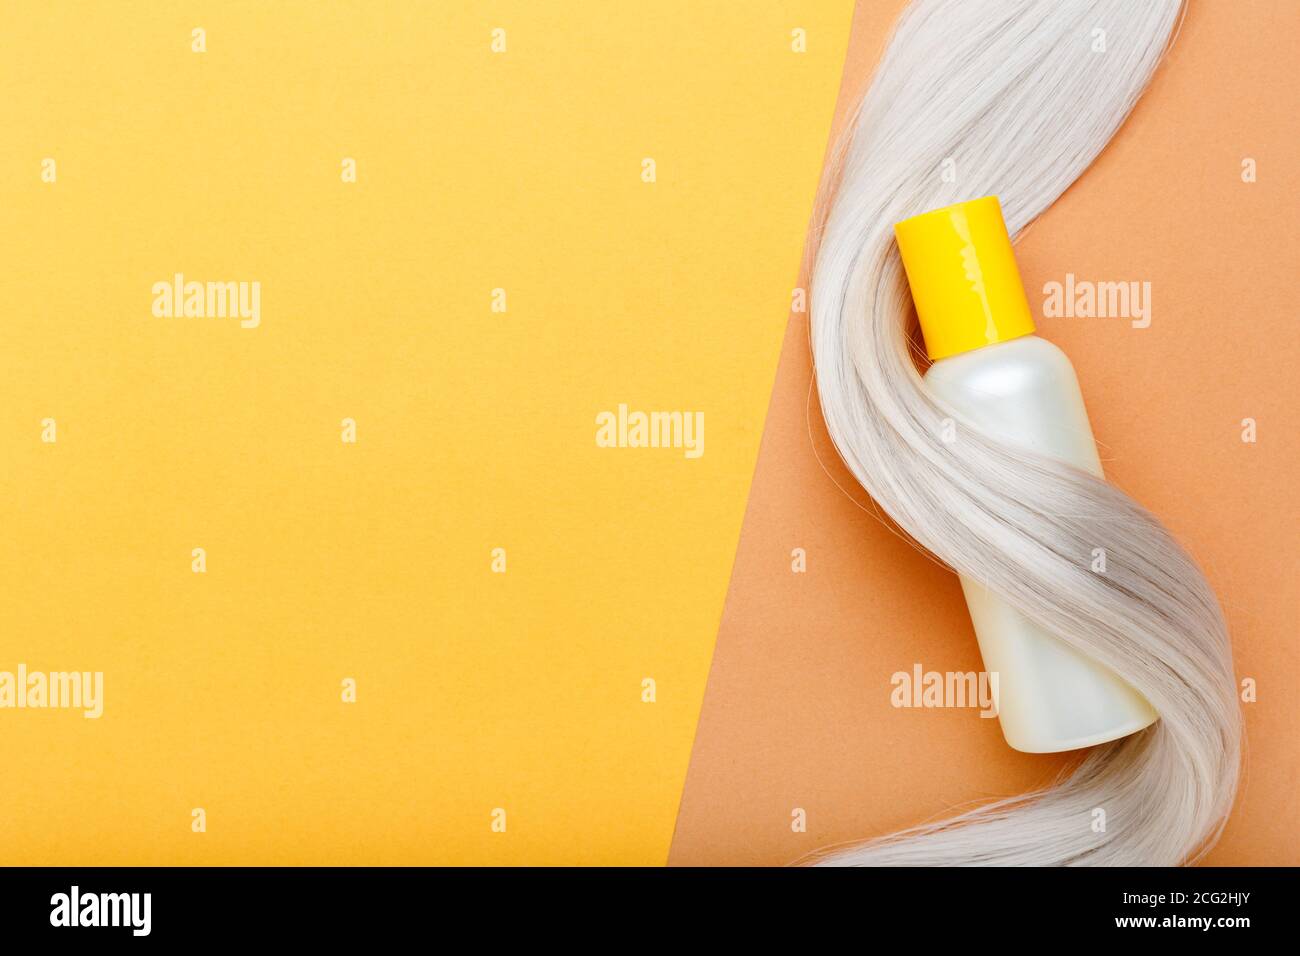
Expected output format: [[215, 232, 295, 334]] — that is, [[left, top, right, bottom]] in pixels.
[[807, 0, 1240, 866]]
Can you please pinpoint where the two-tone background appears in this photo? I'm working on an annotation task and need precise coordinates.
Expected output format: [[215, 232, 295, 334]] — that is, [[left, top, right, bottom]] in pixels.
[[2, 1, 1295, 866]]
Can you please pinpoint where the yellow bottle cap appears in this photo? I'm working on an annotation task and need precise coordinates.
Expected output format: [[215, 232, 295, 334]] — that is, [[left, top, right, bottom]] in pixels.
[[893, 195, 1036, 361]]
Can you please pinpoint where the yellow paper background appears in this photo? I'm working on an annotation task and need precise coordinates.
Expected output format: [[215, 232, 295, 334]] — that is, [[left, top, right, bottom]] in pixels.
[[0, 1, 851, 864]]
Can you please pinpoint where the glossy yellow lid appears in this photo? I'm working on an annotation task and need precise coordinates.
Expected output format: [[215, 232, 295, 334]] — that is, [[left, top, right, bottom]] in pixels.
[[893, 196, 1036, 360]]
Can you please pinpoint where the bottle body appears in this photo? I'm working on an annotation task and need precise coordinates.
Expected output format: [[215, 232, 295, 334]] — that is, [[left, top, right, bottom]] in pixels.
[[924, 335, 1158, 752]]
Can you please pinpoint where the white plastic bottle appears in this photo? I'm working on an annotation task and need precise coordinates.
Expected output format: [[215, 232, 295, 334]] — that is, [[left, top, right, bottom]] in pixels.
[[894, 196, 1158, 753]]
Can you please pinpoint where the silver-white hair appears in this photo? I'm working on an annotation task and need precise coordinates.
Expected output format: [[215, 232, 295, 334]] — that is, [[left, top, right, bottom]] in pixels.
[[808, 0, 1240, 865]]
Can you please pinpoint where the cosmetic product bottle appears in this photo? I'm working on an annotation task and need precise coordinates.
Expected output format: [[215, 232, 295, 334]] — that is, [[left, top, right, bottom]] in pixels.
[[893, 195, 1158, 753]]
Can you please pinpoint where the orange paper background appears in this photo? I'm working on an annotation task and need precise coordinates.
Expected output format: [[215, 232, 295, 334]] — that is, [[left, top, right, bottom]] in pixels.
[[669, 0, 1299, 866]]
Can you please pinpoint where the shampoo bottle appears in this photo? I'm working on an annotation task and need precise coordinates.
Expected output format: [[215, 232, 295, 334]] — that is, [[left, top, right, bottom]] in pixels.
[[893, 195, 1158, 753]]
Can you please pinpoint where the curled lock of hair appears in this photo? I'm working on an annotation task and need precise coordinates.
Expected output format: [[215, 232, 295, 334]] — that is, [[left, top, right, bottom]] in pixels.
[[808, 0, 1241, 865]]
